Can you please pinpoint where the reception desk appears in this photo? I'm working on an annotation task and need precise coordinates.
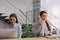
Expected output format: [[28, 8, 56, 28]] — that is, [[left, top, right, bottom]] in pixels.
[[0, 37, 60, 40]]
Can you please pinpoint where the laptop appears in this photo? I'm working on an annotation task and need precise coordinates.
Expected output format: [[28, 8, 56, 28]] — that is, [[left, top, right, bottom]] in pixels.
[[0, 29, 17, 39]]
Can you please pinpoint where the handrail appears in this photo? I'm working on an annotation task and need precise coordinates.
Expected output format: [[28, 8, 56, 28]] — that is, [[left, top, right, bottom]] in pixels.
[[41, 6, 60, 21], [48, 21, 60, 32], [41, 6, 60, 32], [0, 20, 7, 24], [6, 0, 25, 24], [2, 0, 60, 33], [45, 21, 60, 36], [6, 0, 60, 34], [19, 9, 33, 23], [6, 0, 33, 24]]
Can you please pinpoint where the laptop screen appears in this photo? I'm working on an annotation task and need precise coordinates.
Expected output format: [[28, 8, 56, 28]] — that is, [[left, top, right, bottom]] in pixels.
[[0, 29, 17, 39]]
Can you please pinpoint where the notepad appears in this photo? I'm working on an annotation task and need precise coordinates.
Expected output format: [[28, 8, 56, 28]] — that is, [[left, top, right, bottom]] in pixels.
[[46, 34, 57, 39]]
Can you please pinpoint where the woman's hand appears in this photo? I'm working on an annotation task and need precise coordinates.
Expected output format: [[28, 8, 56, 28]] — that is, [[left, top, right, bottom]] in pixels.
[[47, 31, 52, 36], [39, 18, 45, 26]]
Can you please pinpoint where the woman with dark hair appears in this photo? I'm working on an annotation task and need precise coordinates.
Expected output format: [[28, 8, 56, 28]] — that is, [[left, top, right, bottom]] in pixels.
[[32, 11, 52, 37], [7, 13, 22, 38], [9, 13, 18, 24]]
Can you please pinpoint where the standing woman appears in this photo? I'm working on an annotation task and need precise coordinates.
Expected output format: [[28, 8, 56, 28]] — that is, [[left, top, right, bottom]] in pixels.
[[8, 13, 22, 38], [32, 11, 52, 37]]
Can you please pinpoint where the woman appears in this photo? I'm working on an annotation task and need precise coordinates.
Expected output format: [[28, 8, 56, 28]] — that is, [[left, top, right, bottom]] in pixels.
[[32, 11, 52, 37], [7, 13, 22, 38]]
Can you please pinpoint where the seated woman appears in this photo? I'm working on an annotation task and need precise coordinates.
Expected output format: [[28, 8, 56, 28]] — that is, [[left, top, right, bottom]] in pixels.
[[32, 11, 52, 37], [7, 13, 22, 38]]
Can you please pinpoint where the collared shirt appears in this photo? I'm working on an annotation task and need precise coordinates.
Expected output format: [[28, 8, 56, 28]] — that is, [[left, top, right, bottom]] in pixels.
[[7, 23, 22, 38]]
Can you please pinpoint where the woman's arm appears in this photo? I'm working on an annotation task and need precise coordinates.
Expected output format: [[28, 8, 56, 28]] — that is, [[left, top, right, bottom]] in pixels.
[[18, 24, 22, 38]]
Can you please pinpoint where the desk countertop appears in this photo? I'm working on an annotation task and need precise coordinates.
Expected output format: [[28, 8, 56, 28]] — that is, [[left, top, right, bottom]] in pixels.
[[0, 37, 59, 40]]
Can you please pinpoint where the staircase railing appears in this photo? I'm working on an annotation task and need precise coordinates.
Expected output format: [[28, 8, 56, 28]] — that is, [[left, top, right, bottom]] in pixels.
[[41, 6, 60, 33], [5, 0, 60, 32], [6, 0, 33, 24]]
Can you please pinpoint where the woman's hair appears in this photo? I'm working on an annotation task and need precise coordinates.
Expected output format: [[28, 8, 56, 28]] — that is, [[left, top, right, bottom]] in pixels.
[[9, 13, 18, 23], [40, 11, 47, 16]]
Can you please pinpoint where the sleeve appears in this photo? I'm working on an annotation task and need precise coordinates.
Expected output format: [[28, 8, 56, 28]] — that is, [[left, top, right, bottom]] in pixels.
[[18, 24, 22, 38], [32, 22, 42, 36]]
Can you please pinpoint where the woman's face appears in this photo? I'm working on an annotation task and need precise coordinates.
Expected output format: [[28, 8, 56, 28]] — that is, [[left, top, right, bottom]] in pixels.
[[41, 13, 47, 21], [9, 17, 16, 24]]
